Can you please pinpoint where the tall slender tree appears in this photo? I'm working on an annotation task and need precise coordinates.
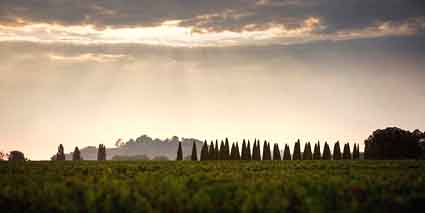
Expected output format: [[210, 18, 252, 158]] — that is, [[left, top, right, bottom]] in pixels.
[[333, 141, 342, 160], [219, 140, 225, 160], [247, 140, 252, 160], [303, 142, 313, 160], [97, 144, 106, 161], [191, 142, 198, 161], [293, 140, 302, 160], [230, 143, 236, 160], [283, 144, 291, 160], [215, 140, 219, 160], [56, 144, 65, 161], [209, 141, 216, 160], [176, 142, 183, 160], [200, 140, 208, 161], [313, 141, 321, 160], [72, 146, 81, 161], [342, 143, 351, 160], [322, 142, 332, 160], [224, 138, 230, 160], [235, 142, 241, 160], [241, 140, 247, 160], [273, 143, 281, 160]]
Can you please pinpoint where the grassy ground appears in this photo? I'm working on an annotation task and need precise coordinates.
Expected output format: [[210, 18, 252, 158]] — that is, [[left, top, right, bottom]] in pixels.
[[1, 160, 424, 212]]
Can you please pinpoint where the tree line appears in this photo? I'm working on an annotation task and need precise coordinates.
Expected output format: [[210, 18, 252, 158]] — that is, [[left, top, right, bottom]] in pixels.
[[177, 138, 361, 161], [52, 144, 107, 161]]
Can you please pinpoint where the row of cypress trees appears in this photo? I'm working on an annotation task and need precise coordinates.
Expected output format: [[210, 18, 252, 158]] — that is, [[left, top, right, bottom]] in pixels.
[[54, 144, 106, 161], [177, 139, 361, 160]]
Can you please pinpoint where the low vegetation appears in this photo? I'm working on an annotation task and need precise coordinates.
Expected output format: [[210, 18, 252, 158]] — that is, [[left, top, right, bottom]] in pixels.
[[1, 160, 424, 212]]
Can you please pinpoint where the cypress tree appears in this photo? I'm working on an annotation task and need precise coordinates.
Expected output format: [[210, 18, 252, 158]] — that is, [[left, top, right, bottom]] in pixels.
[[219, 140, 225, 160], [97, 144, 106, 161], [241, 140, 247, 160], [191, 142, 198, 161], [283, 144, 291, 160], [353, 144, 360, 160], [313, 142, 321, 160], [323, 142, 332, 160], [235, 142, 241, 160], [256, 140, 262, 160], [293, 139, 302, 160], [252, 140, 257, 160], [176, 142, 183, 160], [303, 142, 313, 160], [262, 141, 267, 160], [266, 142, 272, 160], [209, 141, 215, 160], [215, 140, 219, 160], [343, 143, 351, 160], [72, 146, 81, 161], [333, 141, 342, 160], [56, 144, 65, 161], [200, 140, 208, 161], [247, 140, 252, 160], [224, 138, 230, 160], [273, 143, 281, 160], [230, 143, 235, 160]]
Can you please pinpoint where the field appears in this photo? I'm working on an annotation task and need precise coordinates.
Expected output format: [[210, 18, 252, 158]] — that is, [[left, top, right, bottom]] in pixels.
[[1, 161, 425, 212]]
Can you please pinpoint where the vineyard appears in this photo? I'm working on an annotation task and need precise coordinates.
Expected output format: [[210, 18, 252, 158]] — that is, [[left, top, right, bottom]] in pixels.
[[1, 160, 425, 212]]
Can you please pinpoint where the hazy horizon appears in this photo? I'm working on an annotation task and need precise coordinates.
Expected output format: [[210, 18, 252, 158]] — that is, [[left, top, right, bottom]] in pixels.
[[1, 0, 425, 160]]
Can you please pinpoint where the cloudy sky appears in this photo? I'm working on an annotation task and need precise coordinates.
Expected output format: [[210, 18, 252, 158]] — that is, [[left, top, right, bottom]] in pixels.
[[1, 0, 425, 159]]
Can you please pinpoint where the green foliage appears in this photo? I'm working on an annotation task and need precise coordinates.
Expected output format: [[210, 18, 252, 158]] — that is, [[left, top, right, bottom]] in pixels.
[[273, 143, 281, 160], [333, 142, 342, 160], [313, 142, 321, 160], [303, 142, 312, 160], [191, 142, 197, 161], [72, 147, 82, 161], [176, 142, 183, 161], [293, 140, 302, 160], [283, 144, 291, 160], [200, 140, 208, 161], [1, 161, 425, 212], [98, 144, 106, 161], [209, 141, 216, 160], [56, 144, 65, 161], [322, 142, 332, 160], [343, 143, 351, 160]]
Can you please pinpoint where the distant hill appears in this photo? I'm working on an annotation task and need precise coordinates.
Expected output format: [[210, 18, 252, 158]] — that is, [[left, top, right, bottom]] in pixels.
[[63, 135, 204, 160]]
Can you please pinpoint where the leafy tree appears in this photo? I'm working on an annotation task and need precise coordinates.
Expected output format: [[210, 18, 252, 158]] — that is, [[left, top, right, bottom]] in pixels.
[[313, 141, 321, 160], [293, 139, 302, 160], [333, 141, 341, 160], [56, 144, 65, 161], [97, 144, 106, 161], [176, 142, 183, 160], [273, 143, 281, 160], [72, 147, 82, 161], [8, 151, 25, 161], [224, 138, 230, 160], [303, 142, 312, 160], [283, 144, 291, 160], [364, 127, 422, 159], [352, 144, 358, 160], [191, 142, 198, 161], [200, 140, 208, 161], [209, 141, 215, 160], [0, 151, 7, 161], [342, 143, 351, 160], [322, 142, 332, 160], [230, 143, 236, 160]]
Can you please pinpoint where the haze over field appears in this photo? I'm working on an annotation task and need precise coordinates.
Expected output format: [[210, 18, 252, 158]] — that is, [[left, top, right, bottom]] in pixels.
[[1, 0, 425, 160]]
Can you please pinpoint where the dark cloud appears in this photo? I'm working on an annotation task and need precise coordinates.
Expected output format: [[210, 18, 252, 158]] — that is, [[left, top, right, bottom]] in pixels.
[[0, 0, 424, 33]]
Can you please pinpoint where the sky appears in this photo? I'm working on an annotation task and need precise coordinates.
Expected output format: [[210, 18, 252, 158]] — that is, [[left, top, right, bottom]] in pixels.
[[1, 0, 425, 160]]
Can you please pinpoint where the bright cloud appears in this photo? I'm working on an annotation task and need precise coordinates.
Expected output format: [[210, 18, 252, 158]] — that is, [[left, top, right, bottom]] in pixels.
[[0, 17, 424, 47]]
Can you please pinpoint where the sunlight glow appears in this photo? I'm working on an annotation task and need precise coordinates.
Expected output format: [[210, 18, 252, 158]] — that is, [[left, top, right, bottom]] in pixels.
[[0, 17, 423, 47]]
